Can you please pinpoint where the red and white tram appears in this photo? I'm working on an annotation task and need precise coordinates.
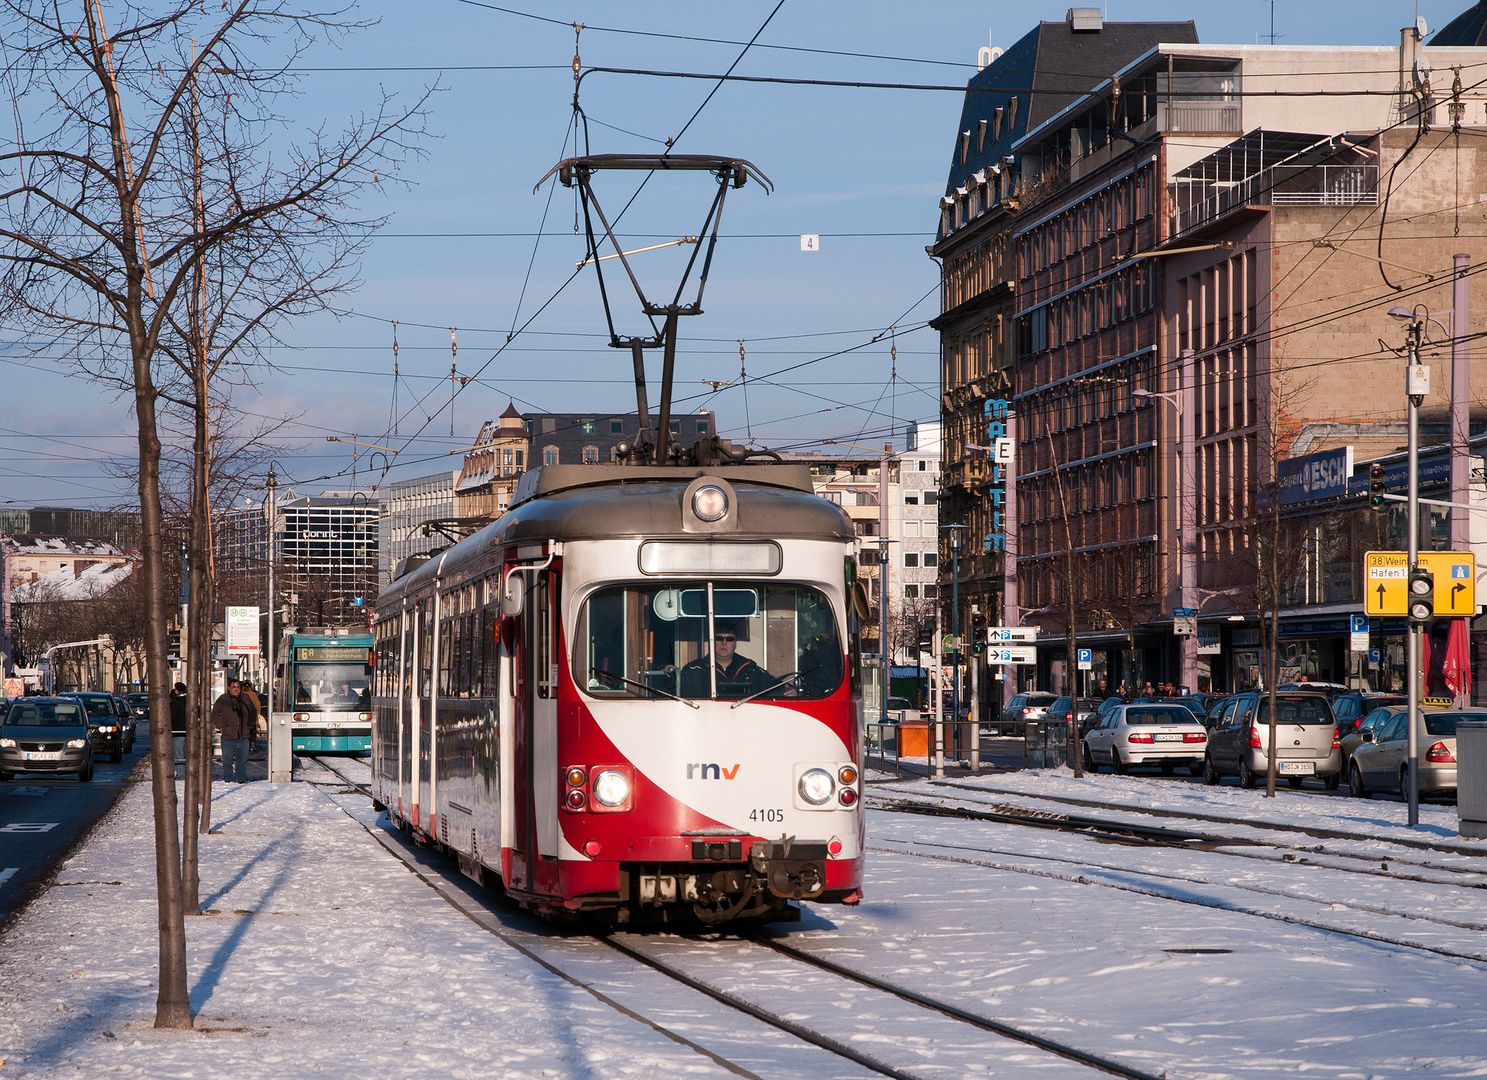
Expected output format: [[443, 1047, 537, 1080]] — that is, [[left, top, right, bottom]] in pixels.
[[371, 461, 867, 923]]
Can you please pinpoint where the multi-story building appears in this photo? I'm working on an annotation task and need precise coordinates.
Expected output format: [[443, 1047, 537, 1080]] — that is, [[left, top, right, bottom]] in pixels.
[[931, 11, 1198, 703], [940, 11, 1487, 695], [454, 407, 724, 522], [897, 422, 943, 665], [274, 490, 380, 625], [800, 423, 942, 666], [455, 403, 529, 521], [381, 470, 460, 587]]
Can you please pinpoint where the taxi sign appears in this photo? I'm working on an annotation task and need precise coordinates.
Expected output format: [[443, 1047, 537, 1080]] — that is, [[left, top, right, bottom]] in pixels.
[[1364, 550, 1476, 617], [1364, 551, 1407, 615]]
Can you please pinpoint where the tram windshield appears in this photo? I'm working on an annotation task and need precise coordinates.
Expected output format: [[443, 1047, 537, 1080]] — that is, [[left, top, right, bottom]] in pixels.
[[574, 582, 843, 702], [292, 663, 371, 711]]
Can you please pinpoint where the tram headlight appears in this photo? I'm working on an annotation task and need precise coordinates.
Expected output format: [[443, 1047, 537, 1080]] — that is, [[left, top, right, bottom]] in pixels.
[[798, 768, 834, 806], [592, 769, 632, 808], [691, 484, 728, 522]]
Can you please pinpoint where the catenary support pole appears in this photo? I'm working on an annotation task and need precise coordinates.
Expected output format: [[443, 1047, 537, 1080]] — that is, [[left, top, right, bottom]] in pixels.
[[1407, 322, 1422, 827], [1451, 254, 1471, 708], [1180, 348, 1198, 694]]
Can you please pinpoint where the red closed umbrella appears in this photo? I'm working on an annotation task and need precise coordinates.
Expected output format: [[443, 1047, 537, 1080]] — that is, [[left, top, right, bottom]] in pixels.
[[1443, 617, 1472, 698]]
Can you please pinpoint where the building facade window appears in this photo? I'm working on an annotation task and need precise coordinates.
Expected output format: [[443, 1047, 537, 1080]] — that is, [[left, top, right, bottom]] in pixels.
[[582, 445, 599, 463], [904, 553, 919, 567], [543, 446, 559, 466]]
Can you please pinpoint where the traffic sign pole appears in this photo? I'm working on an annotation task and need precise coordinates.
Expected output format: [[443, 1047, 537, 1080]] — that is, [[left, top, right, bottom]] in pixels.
[[1406, 321, 1424, 827]]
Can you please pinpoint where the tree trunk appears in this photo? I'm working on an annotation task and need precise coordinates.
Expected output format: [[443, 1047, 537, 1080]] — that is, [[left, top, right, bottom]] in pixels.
[[134, 325, 191, 1029], [1265, 503, 1280, 798]]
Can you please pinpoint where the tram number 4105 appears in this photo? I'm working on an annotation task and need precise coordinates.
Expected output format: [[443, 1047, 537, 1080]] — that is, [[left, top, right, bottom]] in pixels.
[[750, 808, 785, 823]]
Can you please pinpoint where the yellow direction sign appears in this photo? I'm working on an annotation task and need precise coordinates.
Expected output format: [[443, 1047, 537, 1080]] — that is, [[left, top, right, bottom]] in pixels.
[[1419, 550, 1477, 616], [1364, 550, 1477, 617], [1364, 551, 1407, 615]]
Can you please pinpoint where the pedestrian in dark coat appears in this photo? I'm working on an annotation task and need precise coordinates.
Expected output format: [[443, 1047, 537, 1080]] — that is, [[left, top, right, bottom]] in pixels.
[[169, 682, 188, 777], [211, 678, 258, 783]]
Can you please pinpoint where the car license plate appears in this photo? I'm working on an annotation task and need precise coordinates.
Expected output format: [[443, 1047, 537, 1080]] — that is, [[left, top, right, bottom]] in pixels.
[[1155, 733, 1182, 742], [25, 751, 60, 761], [1278, 761, 1315, 774]]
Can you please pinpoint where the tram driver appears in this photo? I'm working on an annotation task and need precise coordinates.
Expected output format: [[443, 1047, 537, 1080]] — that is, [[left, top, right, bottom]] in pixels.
[[680, 621, 791, 700]]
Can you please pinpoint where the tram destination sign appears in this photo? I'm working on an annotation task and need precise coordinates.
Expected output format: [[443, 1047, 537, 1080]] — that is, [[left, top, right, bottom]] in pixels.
[[295, 646, 371, 662]]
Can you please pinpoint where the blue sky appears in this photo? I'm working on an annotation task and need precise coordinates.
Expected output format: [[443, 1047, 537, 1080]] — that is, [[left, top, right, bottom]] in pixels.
[[3, 0, 1478, 509]]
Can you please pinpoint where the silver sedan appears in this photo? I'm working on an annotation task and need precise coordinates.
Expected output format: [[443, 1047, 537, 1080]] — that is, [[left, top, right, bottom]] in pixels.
[[1084, 703, 1208, 776]]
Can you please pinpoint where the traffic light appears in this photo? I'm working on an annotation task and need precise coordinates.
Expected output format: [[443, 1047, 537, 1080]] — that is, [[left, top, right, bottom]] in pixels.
[[1369, 464, 1387, 511], [1408, 564, 1434, 625]]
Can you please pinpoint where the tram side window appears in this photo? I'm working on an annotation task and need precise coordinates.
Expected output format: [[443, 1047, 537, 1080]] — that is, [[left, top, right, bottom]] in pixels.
[[420, 604, 434, 697], [536, 571, 554, 699], [438, 614, 454, 697], [481, 604, 500, 697], [572, 582, 843, 702]]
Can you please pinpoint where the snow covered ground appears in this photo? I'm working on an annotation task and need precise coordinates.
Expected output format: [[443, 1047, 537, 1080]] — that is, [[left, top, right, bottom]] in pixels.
[[0, 761, 1483, 1079]]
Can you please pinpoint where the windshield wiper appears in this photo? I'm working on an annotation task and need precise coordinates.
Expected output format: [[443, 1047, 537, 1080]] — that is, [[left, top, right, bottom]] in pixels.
[[730, 672, 802, 709], [588, 668, 699, 709]]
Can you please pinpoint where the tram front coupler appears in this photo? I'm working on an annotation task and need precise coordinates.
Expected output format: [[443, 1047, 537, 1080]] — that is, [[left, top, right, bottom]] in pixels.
[[751, 837, 827, 900]]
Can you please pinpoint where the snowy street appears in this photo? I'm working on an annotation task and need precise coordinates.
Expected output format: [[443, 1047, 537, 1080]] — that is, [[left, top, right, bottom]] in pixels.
[[0, 758, 1484, 1079]]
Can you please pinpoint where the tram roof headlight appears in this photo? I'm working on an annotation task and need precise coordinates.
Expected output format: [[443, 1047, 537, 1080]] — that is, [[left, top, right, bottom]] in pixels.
[[798, 767, 834, 806], [592, 768, 632, 808], [692, 485, 728, 522]]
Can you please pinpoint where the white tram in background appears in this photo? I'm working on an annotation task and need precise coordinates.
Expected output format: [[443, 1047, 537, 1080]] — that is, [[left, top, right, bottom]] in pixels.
[[371, 461, 867, 924]]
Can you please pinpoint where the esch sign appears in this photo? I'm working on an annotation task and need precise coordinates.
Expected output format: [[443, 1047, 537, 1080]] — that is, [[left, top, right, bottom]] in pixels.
[[1276, 446, 1353, 506]]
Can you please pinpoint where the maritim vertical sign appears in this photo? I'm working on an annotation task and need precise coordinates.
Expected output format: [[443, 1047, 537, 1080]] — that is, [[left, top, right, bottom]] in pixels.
[[984, 397, 1012, 553]]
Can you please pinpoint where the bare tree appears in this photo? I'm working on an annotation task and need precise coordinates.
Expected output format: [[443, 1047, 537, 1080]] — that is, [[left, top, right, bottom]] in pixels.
[[0, 1, 430, 1027], [1239, 360, 1318, 798]]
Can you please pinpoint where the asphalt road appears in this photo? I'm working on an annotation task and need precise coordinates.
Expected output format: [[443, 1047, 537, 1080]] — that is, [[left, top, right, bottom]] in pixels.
[[0, 727, 150, 931]]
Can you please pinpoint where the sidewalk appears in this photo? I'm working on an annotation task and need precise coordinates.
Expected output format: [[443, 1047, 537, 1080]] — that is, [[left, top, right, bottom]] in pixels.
[[0, 770, 742, 1079]]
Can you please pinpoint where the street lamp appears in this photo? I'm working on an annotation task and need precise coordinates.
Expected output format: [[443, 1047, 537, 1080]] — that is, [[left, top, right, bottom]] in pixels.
[[941, 523, 969, 778], [1133, 350, 1197, 696]]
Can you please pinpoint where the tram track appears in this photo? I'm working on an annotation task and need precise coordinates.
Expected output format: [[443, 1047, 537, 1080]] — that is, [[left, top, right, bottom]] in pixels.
[[867, 835, 1487, 965], [603, 929, 1167, 1080], [871, 790, 1487, 888], [921, 778, 1487, 859], [308, 760, 1170, 1080]]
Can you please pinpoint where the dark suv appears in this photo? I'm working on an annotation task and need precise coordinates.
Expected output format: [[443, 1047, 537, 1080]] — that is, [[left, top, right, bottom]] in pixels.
[[62, 692, 128, 763], [1203, 691, 1342, 789], [1330, 692, 1406, 735]]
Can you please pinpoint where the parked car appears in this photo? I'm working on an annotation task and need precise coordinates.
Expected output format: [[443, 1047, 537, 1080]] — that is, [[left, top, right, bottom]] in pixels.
[[1340, 706, 1400, 779], [61, 691, 128, 762], [1348, 708, 1476, 800], [1203, 695, 1233, 729], [997, 691, 1057, 736], [1331, 692, 1406, 734], [1276, 681, 1350, 701], [1203, 691, 1342, 789], [0, 697, 94, 781], [1047, 696, 1102, 735], [1133, 697, 1208, 721], [110, 696, 137, 752], [1084, 702, 1208, 776]]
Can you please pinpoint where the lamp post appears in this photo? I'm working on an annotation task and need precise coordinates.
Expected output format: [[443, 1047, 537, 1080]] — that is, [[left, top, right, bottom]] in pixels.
[[1134, 347, 1197, 695], [942, 524, 968, 771]]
